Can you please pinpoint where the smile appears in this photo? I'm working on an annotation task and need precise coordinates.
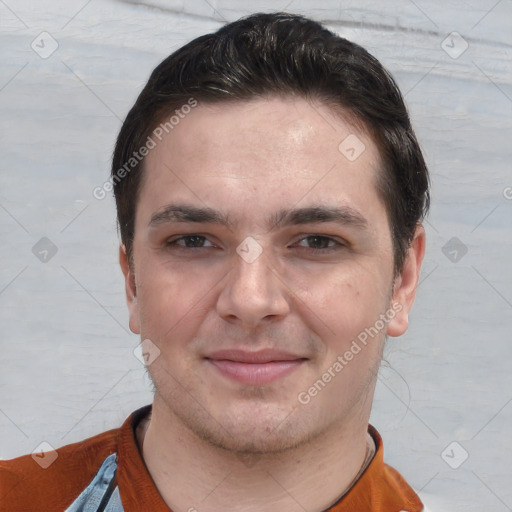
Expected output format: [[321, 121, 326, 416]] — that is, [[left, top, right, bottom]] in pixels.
[[205, 349, 307, 385]]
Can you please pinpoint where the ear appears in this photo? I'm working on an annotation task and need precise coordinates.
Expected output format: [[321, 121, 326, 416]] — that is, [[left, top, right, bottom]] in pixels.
[[119, 244, 141, 335], [386, 225, 426, 337]]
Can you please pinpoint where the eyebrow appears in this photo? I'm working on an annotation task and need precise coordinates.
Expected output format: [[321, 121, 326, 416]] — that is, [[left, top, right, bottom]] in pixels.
[[148, 203, 368, 231]]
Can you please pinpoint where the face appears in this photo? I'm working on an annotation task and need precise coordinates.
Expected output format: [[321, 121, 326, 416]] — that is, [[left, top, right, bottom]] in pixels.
[[121, 96, 425, 454]]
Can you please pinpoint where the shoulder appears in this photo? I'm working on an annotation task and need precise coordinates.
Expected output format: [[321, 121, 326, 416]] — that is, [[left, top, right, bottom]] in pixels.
[[0, 426, 120, 511], [347, 425, 424, 512], [381, 462, 424, 507]]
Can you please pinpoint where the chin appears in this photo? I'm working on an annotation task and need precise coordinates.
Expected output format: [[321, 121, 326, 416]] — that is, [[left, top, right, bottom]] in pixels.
[[193, 421, 315, 456], [165, 392, 319, 455]]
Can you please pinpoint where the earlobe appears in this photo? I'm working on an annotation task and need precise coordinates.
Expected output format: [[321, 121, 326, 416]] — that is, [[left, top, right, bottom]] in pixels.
[[386, 225, 426, 338], [119, 244, 141, 335]]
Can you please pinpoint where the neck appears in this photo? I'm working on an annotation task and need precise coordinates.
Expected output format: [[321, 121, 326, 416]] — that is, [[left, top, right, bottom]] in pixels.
[[138, 398, 375, 512]]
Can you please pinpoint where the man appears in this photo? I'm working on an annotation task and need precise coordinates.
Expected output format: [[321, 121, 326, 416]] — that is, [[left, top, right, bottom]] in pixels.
[[1, 12, 429, 512]]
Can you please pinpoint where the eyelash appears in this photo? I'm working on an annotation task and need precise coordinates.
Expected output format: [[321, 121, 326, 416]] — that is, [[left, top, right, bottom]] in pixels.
[[166, 235, 214, 249], [165, 234, 345, 253]]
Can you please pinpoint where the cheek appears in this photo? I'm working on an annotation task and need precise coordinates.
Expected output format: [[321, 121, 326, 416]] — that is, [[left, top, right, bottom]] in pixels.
[[135, 257, 220, 345], [292, 263, 389, 345]]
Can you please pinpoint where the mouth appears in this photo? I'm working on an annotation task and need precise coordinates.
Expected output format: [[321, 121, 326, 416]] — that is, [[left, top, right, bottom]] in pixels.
[[205, 349, 307, 385]]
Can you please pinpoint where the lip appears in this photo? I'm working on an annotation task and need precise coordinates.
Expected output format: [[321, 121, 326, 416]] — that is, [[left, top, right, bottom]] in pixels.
[[205, 349, 307, 385]]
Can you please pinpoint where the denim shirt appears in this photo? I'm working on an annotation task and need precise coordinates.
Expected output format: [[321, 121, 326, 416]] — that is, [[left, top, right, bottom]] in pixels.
[[64, 453, 123, 512]]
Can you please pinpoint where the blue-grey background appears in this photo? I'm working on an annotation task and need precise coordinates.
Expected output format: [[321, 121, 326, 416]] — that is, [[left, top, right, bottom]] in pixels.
[[1, 1, 511, 510]]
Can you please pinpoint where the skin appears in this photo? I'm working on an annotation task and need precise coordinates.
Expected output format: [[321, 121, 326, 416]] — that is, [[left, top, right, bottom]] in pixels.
[[120, 96, 425, 512]]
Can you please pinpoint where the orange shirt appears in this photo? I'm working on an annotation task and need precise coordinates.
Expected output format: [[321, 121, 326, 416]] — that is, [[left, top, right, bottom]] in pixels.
[[0, 405, 424, 511]]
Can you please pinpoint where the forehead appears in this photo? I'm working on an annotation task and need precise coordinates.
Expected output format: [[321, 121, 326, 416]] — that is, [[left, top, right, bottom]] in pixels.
[[139, 96, 385, 226]]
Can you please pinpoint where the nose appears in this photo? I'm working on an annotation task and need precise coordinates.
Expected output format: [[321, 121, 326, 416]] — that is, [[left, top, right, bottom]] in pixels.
[[216, 247, 290, 330]]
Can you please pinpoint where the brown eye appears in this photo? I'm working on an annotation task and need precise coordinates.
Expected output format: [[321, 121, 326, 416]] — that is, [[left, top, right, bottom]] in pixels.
[[166, 235, 213, 248], [296, 235, 340, 251]]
